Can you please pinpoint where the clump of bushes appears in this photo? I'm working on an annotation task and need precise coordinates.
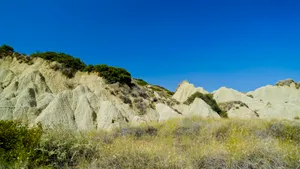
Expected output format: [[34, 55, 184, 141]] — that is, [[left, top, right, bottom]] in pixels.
[[0, 44, 132, 84], [35, 129, 100, 168], [30, 52, 86, 71], [0, 44, 14, 57], [0, 121, 42, 167], [29, 51, 132, 85], [92, 64, 132, 85], [184, 92, 227, 118], [84, 64, 132, 85], [31, 52, 86, 78], [134, 78, 148, 86]]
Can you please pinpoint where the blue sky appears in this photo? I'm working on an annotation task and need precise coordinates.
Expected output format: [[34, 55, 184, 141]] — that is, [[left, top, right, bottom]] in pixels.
[[1, 0, 300, 92]]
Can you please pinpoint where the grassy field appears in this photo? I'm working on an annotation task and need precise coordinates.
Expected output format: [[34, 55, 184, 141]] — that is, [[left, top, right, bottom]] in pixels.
[[1, 117, 300, 169]]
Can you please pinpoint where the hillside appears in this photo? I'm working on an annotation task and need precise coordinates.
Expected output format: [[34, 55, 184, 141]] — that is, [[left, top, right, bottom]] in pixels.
[[0, 44, 300, 131], [1, 45, 300, 168]]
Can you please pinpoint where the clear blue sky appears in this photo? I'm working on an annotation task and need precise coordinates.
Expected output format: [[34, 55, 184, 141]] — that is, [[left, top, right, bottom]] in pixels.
[[1, 0, 300, 92]]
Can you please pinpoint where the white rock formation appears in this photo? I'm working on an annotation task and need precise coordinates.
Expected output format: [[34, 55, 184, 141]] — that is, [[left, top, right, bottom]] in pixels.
[[174, 98, 220, 118], [173, 80, 208, 102], [155, 103, 183, 121], [1, 56, 300, 131], [0, 57, 183, 130]]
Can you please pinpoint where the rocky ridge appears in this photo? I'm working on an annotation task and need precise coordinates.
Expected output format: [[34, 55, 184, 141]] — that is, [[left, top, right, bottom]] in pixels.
[[0, 54, 299, 130]]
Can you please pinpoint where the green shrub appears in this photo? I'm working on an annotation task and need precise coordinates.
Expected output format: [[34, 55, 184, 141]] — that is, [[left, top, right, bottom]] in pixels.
[[135, 78, 148, 86], [83, 64, 94, 73], [34, 129, 100, 168], [0, 44, 14, 58], [0, 121, 42, 166], [0, 44, 14, 54], [0, 45, 132, 85], [184, 92, 227, 118], [30, 52, 86, 71], [30, 52, 86, 78], [93, 64, 132, 85]]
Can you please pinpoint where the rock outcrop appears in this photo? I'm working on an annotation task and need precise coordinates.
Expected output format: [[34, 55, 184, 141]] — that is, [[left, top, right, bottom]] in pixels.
[[1, 56, 299, 130], [173, 80, 208, 102], [0, 57, 184, 130]]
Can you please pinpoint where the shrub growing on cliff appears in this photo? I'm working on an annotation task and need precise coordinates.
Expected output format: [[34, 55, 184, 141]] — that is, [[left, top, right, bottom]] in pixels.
[[135, 78, 148, 86], [30, 52, 86, 78], [30, 52, 86, 71], [184, 92, 227, 118], [0, 44, 14, 56], [93, 64, 132, 85]]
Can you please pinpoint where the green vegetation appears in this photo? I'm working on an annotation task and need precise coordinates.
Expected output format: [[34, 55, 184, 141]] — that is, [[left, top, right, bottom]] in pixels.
[[0, 44, 133, 85], [150, 85, 174, 96], [219, 101, 249, 112], [247, 94, 254, 98], [93, 64, 132, 85], [30, 52, 86, 78], [0, 44, 14, 56], [184, 92, 228, 118], [2, 118, 300, 168], [30, 52, 132, 85], [31, 52, 86, 71], [134, 78, 148, 86], [0, 121, 42, 167]]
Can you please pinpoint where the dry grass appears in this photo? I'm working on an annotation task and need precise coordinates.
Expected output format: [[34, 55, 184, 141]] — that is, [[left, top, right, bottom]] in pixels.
[[3, 118, 300, 168]]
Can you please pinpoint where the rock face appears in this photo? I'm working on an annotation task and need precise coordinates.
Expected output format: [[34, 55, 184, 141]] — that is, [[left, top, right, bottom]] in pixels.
[[173, 80, 208, 102], [0, 57, 184, 130], [247, 84, 300, 120], [1, 56, 299, 130]]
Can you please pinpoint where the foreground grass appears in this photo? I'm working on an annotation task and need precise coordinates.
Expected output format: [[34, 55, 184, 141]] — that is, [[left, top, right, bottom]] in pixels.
[[1, 118, 300, 169]]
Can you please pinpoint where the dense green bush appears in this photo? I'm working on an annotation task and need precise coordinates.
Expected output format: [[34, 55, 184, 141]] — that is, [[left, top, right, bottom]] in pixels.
[[1, 44, 132, 85], [0, 44, 14, 56], [83, 64, 94, 73], [30, 52, 86, 78], [184, 92, 228, 118], [83, 64, 132, 85], [0, 121, 42, 166], [31, 52, 132, 84], [93, 64, 132, 85], [31, 52, 86, 71]]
